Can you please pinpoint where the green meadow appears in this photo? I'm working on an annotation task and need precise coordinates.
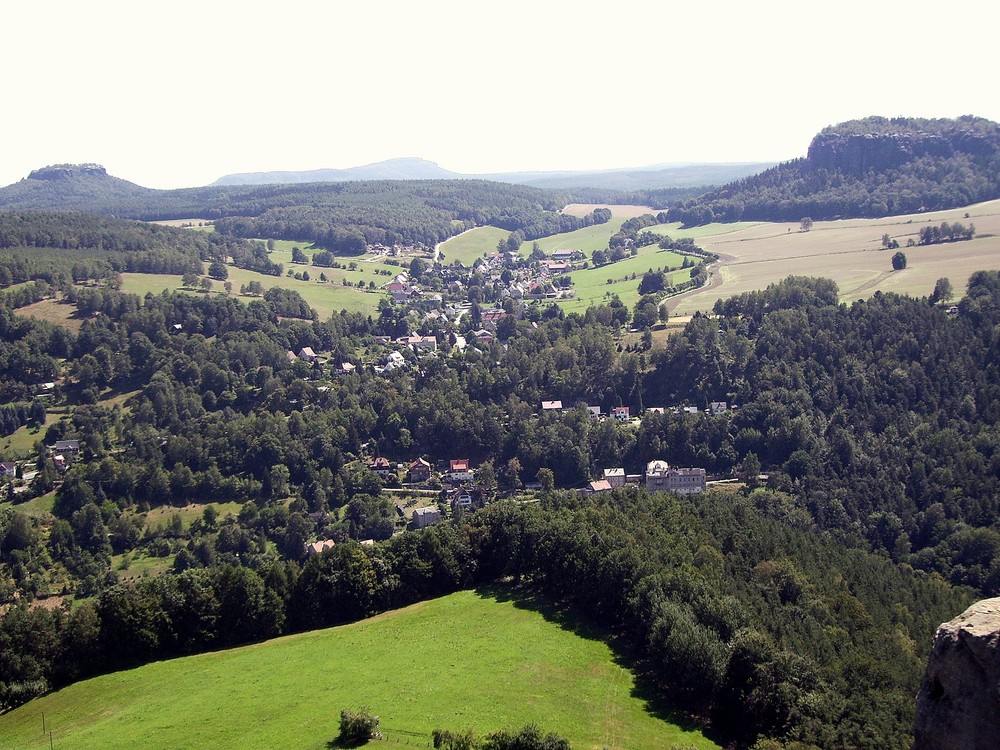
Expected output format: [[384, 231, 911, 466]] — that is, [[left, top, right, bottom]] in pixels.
[[558, 249, 691, 313], [518, 218, 627, 258], [0, 590, 717, 750], [120, 265, 383, 319], [438, 226, 510, 266]]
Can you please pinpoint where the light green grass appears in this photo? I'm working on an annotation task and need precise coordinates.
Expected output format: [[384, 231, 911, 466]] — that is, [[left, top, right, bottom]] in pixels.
[[0, 589, 717, 750], [113, 551, 172, 579], [0, 491, 56, 519], [438, 226, 510, 266], [519, 218, 628, 258], [119, 265, 384, 319], [558, 249, 690, 313], [1, 417, 53, 457], [139, 501, 242, 533]]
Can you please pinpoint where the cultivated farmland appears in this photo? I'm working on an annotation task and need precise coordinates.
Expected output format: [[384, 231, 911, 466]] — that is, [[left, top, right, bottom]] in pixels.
[[668, 199, 1000, 315], [0, 590, 718, 750]]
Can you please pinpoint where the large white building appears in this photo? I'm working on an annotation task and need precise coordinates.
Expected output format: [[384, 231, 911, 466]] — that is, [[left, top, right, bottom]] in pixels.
[[645, 460, 706, 495]]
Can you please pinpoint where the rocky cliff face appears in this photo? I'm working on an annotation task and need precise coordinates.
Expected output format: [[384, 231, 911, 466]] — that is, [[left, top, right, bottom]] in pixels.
[[27, 163, 108, 181], [913, 597, 1000, 750], [805, 118, 999, 176]]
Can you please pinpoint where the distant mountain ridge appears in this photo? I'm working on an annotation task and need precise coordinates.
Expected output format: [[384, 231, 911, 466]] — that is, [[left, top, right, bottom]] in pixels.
[[668, 115, 1000, 225], [213, 158, 463, 185], [214, 158, 775, 191]]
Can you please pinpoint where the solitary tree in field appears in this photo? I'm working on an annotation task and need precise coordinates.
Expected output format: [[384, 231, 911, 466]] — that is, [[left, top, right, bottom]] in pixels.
[[800, 217, 813, 232], [931, 277, 953, 304], [891, 251, 907, 270]]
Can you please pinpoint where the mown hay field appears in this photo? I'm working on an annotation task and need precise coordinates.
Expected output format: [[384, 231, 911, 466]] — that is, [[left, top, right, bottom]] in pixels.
[[669, 199, 1000, 315]]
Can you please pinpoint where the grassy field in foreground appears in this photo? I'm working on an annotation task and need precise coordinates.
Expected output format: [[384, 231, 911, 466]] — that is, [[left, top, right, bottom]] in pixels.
[[0, 590, 717, 750]]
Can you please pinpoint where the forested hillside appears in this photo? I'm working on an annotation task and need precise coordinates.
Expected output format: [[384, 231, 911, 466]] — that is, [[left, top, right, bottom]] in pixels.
[[0, 167, 612, 252], [1, 264, 998, 747], [669, 116, 1000, 224]]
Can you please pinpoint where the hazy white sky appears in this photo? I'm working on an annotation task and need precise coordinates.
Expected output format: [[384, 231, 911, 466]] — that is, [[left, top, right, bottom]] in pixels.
[[5, 0, 997, 189]]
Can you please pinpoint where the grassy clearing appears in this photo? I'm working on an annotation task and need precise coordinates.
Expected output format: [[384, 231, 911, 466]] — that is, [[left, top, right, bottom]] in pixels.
[[438, 226, 510, 266], [0, 589, 717, 750], [519, 219, 628, 258], [119, 265, 384, 319], [113, 552, 173, 580], [1, 417, 55, 457], [139, 502, 243, 533], [558, 249, 688, 313], [13, 298, 87, 332], [670, 199, 1000, 315], [0, 491, 56, 519]]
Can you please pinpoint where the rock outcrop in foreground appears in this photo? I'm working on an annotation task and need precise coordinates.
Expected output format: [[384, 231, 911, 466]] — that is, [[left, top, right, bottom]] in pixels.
[[913, 597, 1000, 750]]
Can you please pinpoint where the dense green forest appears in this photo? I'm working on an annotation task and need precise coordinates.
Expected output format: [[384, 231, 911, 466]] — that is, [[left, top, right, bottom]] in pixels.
[[0, 211, 271, 287], [669, 116, 1000, 224], [0, 207, 998, 747], [1, 272, 997, 746], [0, 168, 614, 252]]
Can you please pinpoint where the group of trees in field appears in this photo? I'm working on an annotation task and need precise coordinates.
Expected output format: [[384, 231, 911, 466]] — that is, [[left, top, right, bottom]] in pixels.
[[917, 220, 975, 245], [669, 116, 1000, 225]]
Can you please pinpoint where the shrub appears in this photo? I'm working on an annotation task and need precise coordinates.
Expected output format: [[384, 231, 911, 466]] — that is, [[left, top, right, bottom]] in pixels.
[[338, 707, 381, 746]]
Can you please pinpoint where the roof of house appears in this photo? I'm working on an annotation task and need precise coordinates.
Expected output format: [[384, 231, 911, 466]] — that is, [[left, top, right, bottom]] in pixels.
[[55, 439, 80, 451], [450, 459, 471, 472], [541, 400, 563, 410], [307, 539, 337, 555], [646, 459, 671, 474], [604, 467, 625, 478], [588, 479, 613, 493], [299, 347, 316, 358], [408, 457, 431, 469]]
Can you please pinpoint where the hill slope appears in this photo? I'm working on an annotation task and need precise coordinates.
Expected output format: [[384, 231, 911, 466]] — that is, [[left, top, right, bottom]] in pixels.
[[669, 116, 1000, 224], [0, 590, 717, 750]]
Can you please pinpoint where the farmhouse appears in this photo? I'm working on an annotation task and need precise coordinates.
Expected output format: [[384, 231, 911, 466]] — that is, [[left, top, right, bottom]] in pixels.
[[367, 456, 394, 479], [447, 459, 474, 483], [448, 485, 489, 510], [645, 460, 707, 495], [55, 439, 80, 455], [550, 249, 583, 262], [407, 457, 432, 483]]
